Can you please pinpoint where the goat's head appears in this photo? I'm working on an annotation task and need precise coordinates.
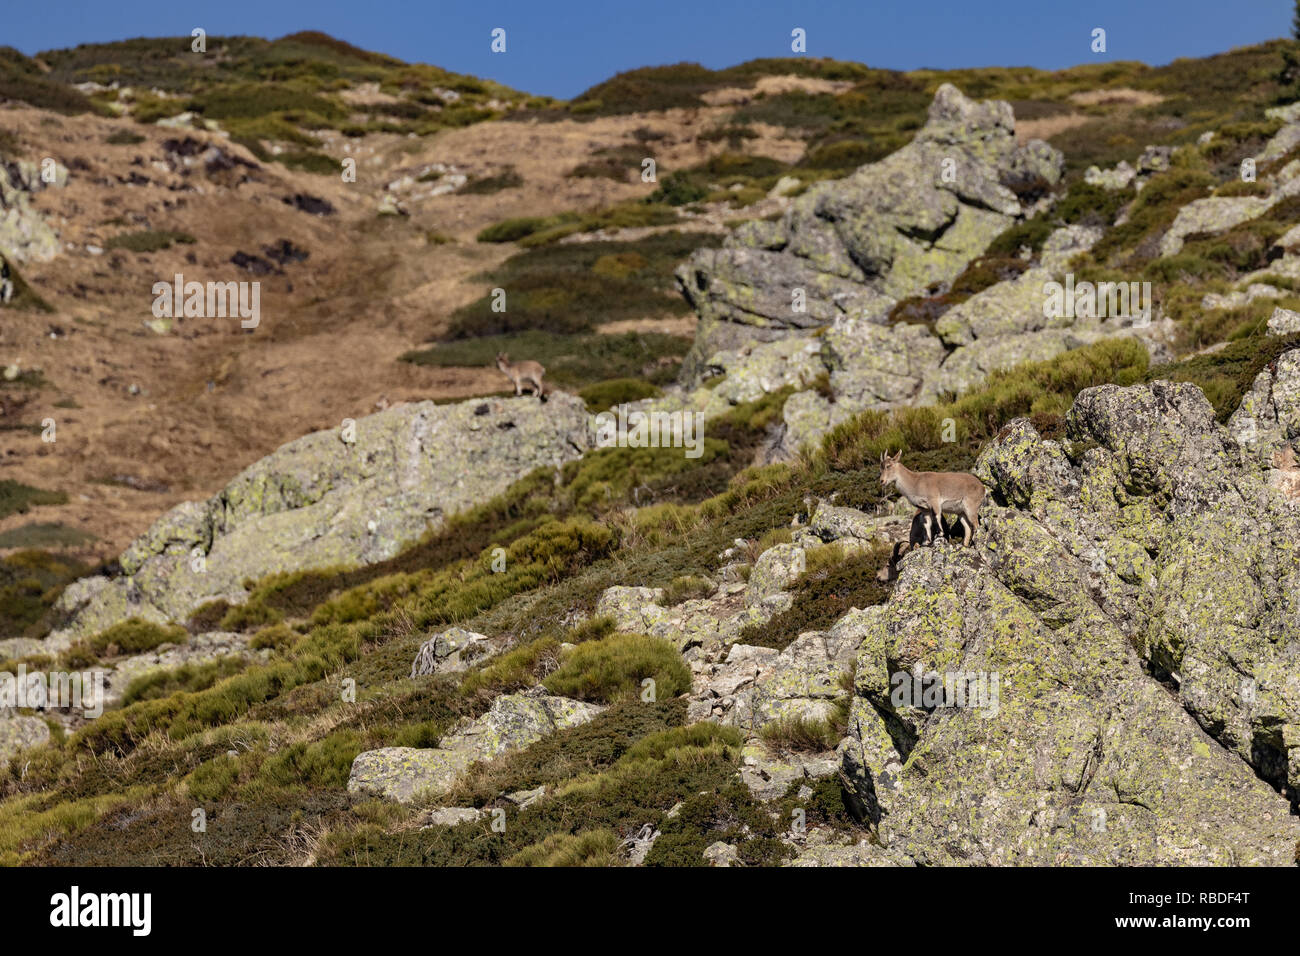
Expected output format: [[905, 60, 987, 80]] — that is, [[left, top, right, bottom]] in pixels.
[[879, 449, 903, 487]]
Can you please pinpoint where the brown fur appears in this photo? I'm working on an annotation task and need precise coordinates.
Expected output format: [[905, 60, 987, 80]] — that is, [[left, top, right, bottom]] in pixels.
[[495, 352, 547, 400], [880, 450, 986, 547]]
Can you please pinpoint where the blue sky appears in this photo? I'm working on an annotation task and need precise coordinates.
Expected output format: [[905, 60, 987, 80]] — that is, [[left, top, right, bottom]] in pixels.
[[3, 1, 1292, 99]]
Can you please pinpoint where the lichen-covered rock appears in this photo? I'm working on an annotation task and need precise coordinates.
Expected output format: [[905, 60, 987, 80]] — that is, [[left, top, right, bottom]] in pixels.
[[919, 328, 1106, 403], [1228, 347, 1300, 461], [1268, 306, 1300, 337], [822, 317, 946, 406], [781, 390, 856, 456], [0, 637, 42, 660], [0, 714, 50, 763], [46, 393, 592, 646], [935, 267, 1058, 346], [688, 643, 779, 722], [1201, 283, 1282, 312], [742, 608, 878, 734], [595, 586, 669, 634], [744, 543, 806, 606], [1083, 161, 1136, 192], [346, 747, 465, 804], [786, 838, 915, 867], [0, 159, 67, 264], [703, 841, 739, 866], [1159, 196, 1273, 257], [422, 807, 484, 827], [348, 687, 604, 802], [840, 379, 1300, 863], [804, 502, 886, 544], [675, 84, 1061, 385], [1040, 225, 1104, 272], [411, 627, 494, 677], [706, 336, 825, 405], [739, 744, 838, 800], [597, 579, 791, 656]]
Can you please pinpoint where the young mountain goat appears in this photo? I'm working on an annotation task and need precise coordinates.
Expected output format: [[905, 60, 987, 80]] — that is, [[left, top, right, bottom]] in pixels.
[[879, 450, 987, 547]]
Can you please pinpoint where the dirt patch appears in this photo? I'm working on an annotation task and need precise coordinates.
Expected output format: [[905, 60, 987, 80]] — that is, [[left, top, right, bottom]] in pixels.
[[0, 96, 808, 560], [1068, 88, 1166, 108], [596, 316, 697, 337], [702, 74, 856, 106], [1017, 113, 1090, 144]]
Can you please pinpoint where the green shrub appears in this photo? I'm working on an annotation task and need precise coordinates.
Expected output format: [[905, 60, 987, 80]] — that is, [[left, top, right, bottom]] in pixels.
[[188, 84, 345, 121], [405, 331, 688, 389], [503, 829, 620, 866], [458, 168, 523, 194], [646, 172, 711, 206], [542, 633, 691, 703], [65, 618, 188, 667], [104, 230, 196, 253], [443, 232, 719, 339], [0, 480, 66, 520], [738, 549, 890, 650], [758, 714, 842, 752], [277, 150, 338, 175], [660, 575, 714, 606], [477, 214, 579, 244], [122, 656, 249, 705], [251, 730, 363, 793], [578, 378, 662, 412], [0, 549, 88, 640]]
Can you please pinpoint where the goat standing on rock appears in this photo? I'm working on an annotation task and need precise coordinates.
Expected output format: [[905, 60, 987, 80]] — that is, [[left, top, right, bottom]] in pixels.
[[879, 450, 986, 547]]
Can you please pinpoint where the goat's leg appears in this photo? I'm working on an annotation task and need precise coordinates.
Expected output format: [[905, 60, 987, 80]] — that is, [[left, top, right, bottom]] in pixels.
[[930, 503, 946, 541], [966, 502, 981, 546], [957, 514, 973, 547]]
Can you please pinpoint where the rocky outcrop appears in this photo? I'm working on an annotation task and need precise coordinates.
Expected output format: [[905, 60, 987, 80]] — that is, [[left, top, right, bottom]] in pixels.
[[0, 712, 50, 764], [838, 376, 1300, 864], [44, 394, 592, 648], [1228, 346, 1300, 462], [0, 159, 67, 264], [667, 86, 1173, 457], [675, 84, 1063, 387], [347, 686, 603, 802], [1268, 306, 1300, 337]]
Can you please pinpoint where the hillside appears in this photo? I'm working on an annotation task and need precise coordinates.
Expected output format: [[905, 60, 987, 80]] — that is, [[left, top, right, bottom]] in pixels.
[[1, 33, 1299, 867]]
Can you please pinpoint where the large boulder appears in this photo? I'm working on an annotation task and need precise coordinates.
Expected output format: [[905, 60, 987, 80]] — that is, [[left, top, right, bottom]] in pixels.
[[839, 378, 1300, 863], [44, 394, 592, 648], [675, 84, 1062, 386], [0, 159, 66, 264]]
